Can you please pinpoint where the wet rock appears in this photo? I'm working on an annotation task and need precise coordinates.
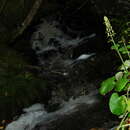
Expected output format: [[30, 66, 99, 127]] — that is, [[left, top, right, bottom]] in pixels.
[[6, 91, 106, 130]]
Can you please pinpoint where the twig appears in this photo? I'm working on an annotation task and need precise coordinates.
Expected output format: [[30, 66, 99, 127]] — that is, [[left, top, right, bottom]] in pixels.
[[71, 0, 89, 15], [10, 0, 43, 43], [117, 112, 128, 130], [0, 0, 8, 15]]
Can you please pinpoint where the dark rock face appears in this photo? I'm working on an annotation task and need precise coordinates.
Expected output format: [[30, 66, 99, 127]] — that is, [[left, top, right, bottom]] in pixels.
[[88, 0, 130, 15], [0, 0, 129, 44]]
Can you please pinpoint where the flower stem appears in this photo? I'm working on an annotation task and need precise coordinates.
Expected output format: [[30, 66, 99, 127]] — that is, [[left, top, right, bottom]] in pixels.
[[110, 36, 128, 72]]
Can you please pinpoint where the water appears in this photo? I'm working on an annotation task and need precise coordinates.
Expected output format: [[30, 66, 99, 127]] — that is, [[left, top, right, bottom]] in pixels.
[[5, 91, 100, 130], [5, 16, 118, 130], [31, 18, 96, 68]]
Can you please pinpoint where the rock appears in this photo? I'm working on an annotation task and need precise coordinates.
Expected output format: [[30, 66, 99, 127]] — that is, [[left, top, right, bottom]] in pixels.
[[5, 91, 101, 130], [0, 0, 129, 45]]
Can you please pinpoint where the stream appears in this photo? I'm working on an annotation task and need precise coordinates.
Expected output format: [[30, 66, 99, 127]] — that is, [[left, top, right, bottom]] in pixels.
[[5, 11, 119, 130]]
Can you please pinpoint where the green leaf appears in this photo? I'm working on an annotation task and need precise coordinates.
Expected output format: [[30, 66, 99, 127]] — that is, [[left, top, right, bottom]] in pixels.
[[127, 98, 130, 112], [127, 113, 130, 117], [123, 83, 130, 91], [115, 75, 129, 92], [119, 47, 127, 52], [109, 93, 127, 115], [122, 51, 129, 54], [118, 46, 129, 54], [99, 76, 116, 95], [111, 44, 120, 50], [127, 45, 130, 49]]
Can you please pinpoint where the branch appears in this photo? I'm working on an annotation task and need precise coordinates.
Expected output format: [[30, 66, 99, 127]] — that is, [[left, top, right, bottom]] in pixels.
[[10, 0, 43, 43]]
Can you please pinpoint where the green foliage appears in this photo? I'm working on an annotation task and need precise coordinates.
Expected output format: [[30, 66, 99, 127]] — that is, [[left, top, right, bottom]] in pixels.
[[109, 93, 127, 116], [99, 76, 116, 95], [114, 73, 129, 92], [127, 99, 130, 112], [110, 15, 130, 57], [99, 73, 129, 95], [99, 71, 130, 116], [99, 15, 130, 129]]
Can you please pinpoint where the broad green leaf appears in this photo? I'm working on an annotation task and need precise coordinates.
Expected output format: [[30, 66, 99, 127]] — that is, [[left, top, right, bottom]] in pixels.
[[109, 93, 127, 115], [115, 75, 129, 92], [99, 76, 116, 95]]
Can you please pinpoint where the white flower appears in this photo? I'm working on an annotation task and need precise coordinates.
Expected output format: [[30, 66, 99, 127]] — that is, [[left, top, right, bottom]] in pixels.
[[104, 16, 115, 37]]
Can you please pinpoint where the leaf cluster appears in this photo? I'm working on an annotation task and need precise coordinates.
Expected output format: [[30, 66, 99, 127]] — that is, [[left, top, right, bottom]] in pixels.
[[99, 71, 129, 116], [110, 15, 130, 56], [100, 15, 130, 129]]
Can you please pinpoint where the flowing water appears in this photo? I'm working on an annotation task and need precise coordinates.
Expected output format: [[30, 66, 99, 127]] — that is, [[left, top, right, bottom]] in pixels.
[[5, 14, 119, 130], [6, 91, 100, 130]]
